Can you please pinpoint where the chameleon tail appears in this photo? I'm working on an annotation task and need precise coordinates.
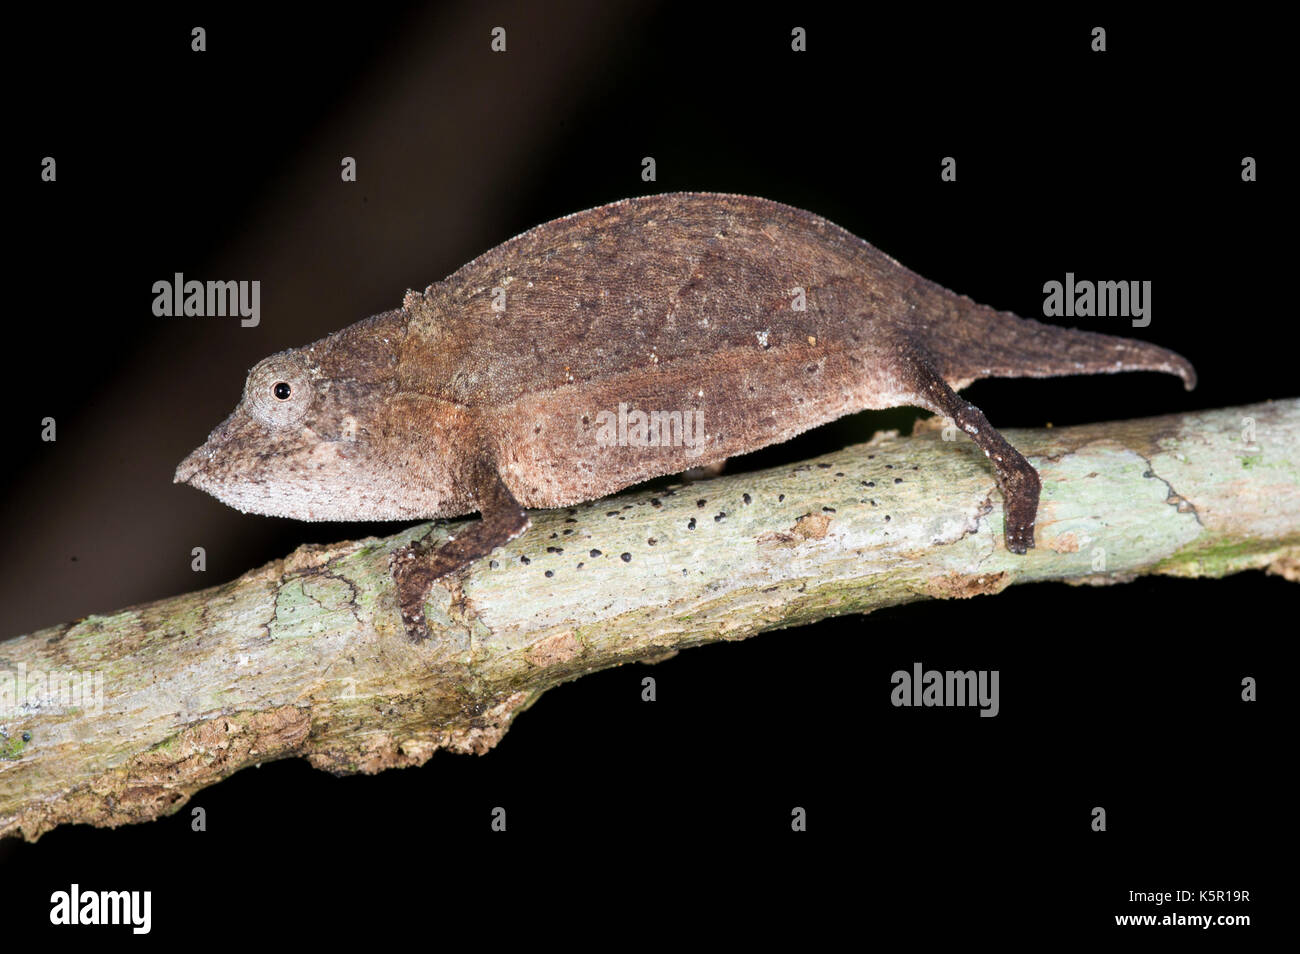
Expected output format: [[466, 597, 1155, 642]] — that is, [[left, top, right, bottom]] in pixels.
[[922, 288, 1196, 391]]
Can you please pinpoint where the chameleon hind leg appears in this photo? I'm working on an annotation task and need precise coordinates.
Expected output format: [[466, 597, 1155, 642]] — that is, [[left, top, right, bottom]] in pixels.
[[897, 347, 1041, 553]]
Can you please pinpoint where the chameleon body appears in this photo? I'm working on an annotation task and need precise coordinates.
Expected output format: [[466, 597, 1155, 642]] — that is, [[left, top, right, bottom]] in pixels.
[[176, 193, 1196, 638]]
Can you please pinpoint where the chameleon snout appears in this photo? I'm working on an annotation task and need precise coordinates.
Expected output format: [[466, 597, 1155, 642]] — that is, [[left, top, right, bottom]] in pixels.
[[174, 444, 212, 486], [175, 424, 233, 487], [175, 411, 247, 487]]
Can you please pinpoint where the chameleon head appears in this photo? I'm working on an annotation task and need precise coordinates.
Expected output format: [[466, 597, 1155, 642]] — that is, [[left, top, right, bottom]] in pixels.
[[174, 345, 425, 521]]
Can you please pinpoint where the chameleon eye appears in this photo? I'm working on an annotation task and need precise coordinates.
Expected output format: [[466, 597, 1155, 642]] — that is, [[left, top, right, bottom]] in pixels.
[[245, 351, 314, 427]]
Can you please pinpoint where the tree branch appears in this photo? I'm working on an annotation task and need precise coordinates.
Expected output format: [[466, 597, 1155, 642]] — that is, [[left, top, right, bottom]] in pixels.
[[3, 399, 1298, 840]]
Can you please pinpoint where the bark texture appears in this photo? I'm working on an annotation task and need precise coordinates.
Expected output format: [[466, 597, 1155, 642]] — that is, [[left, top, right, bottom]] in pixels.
[[3, 399, 1297, 841]]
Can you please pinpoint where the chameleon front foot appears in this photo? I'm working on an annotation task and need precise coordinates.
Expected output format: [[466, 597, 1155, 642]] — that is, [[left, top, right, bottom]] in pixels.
[[390, 541, 441, 641], [387, 464, 533, 641]]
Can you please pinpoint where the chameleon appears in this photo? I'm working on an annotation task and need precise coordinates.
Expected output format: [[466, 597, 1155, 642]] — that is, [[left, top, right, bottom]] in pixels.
[[175, 192, 1196, 638]]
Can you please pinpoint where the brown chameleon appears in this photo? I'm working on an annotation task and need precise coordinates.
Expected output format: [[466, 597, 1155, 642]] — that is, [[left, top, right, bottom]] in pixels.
[[175, 193, 1196, 638]]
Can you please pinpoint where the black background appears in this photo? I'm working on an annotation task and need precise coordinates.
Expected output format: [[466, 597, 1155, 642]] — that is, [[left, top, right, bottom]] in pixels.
[[3, 2, 1284, 941]]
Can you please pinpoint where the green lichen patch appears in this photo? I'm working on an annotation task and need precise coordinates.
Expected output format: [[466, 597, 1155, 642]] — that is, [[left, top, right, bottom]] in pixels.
[[268, 573, 360, 640], [1157, 536, 1300, 579], [0, 729, 31, 760]]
